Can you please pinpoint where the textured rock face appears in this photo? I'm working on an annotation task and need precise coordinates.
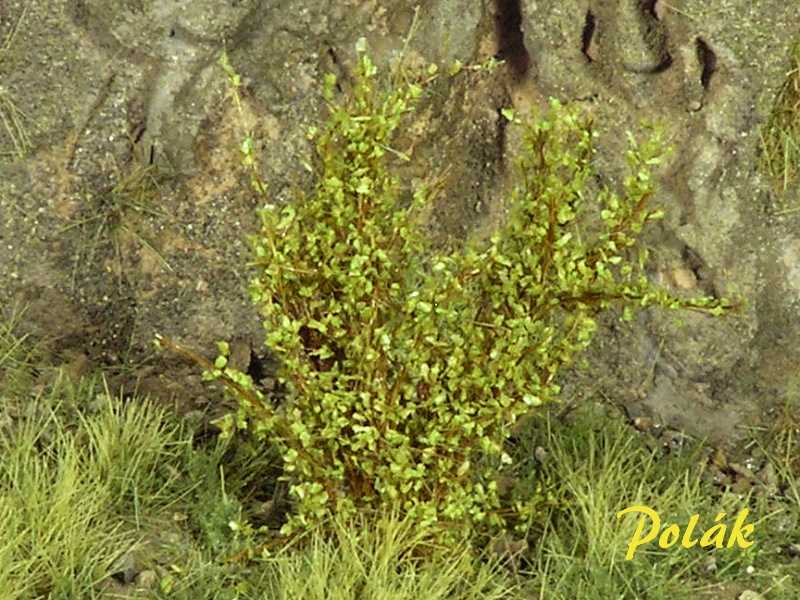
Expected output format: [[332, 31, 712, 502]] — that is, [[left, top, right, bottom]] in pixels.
[[517, 0, 800, 443], [0, 0, 798, 443]]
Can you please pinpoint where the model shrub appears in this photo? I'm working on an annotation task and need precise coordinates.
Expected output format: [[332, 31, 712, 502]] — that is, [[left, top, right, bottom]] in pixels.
[[200, 42, 730, 541]]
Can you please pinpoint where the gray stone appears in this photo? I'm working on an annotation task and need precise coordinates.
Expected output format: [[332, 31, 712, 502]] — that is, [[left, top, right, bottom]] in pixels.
[[1, 0, 799, 448]]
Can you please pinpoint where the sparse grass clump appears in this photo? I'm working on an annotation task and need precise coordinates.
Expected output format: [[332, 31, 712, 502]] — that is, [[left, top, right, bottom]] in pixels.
[[760, 37, 800, 211], [0, 87, 31, 159], [195, 40, 732, 544], [0, 4, 32, 159], [62, 155, 174, 291], [0, 305, 38, 397]]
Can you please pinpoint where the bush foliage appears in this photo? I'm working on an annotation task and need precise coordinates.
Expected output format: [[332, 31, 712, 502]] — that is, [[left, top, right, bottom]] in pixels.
[[203, 42, 730, 540]]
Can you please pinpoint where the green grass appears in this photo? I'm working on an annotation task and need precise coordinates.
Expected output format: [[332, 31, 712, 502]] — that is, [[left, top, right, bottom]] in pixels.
[[1, 315, 798, 598], [0, 380, 187, 598], [255, 512, 517, 600], [0, 303, 38, 397], [508, 404, 800, 599], [760, 37, 800, 213], [0, 316, 189, 598], [0, 87, 31, 159], [0, 319, 518, 598]]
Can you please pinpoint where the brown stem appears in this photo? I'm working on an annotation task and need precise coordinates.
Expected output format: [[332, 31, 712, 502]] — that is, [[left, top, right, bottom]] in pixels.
[[154, 333, 274, 424]]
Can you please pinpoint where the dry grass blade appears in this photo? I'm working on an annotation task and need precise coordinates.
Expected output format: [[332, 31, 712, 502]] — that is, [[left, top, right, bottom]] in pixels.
[[760, 39, 800, 208], [0, 4, 32, 158]]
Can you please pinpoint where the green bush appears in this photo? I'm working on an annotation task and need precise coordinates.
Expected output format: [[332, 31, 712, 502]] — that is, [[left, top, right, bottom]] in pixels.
[[202, 42, 731, 541]]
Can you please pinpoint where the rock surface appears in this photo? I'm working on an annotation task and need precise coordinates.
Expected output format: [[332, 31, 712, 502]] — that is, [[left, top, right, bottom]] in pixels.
[[0, 0, 798, 444]]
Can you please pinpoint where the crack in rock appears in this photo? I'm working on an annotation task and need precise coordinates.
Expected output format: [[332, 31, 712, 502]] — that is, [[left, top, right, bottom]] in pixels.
[[495, 0, 530, 79]]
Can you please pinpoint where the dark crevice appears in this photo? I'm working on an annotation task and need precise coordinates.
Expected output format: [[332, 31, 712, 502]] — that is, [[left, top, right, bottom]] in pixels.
[[682, 245, 706, 282], [581, 10, 596, 63], [246, 350, 268, 384], [325, 46, 345, 93], [629, 0, 672, 75], [696, 37, 717, 89], [494, 0, 530, 79], [326, 45, 340, 66], [640, 0, 661, 20], [681, 244, 719, 298], [130, 121, 146, 145], [648, 53, 672, 74]]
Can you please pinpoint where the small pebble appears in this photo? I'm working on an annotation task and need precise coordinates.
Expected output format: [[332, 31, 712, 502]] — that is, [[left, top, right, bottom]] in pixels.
[[703, 555, 717, 573], [110, 552, 138, 584], [136, 570, 158, 589], [729, 462, 756, 480]]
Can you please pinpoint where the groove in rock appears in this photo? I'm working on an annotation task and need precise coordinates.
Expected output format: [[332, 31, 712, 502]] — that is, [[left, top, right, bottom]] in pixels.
[[581, 10, 596, 63], [640, 0, 661, 21], [494, 0, 530, 79], [696, 37, 717, 89]]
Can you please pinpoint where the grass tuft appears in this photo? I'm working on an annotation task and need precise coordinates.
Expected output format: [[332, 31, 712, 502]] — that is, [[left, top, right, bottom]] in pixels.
[[509, 404, 800, 599], [760, 37, 800, 212], [256, 510, 518, 600], [0, 323, 189, 598]]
